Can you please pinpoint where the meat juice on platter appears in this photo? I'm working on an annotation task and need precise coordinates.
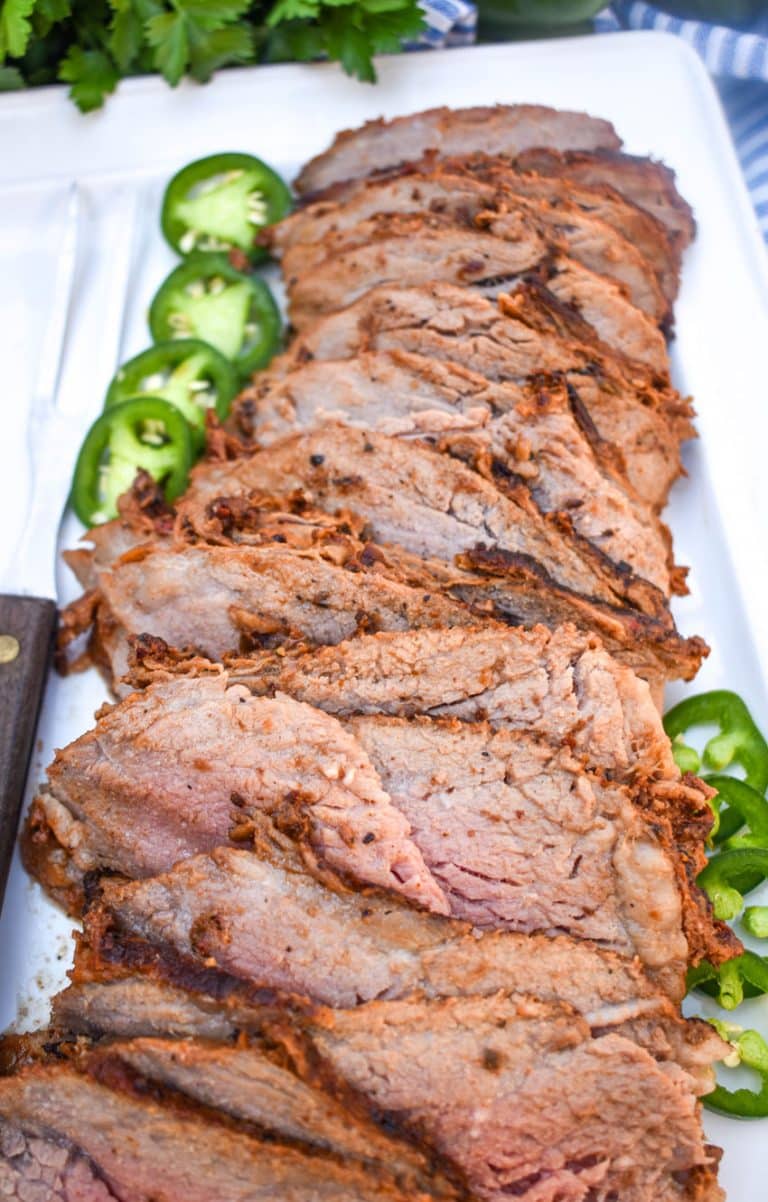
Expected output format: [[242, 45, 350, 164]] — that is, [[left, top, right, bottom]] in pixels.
[[1, 104, 739, 1202]]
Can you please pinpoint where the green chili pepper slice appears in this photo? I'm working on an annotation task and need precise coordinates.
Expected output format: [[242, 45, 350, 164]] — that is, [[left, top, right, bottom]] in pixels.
[[705, 1021, 768, 1119], [664, 690, 768, 794], [161, 153, 292, 262], [688, 951, 768, 1008], [149, 254, 281, 377], [698, 847, 768, 921], [71, 397, 193, 527], [105, 339, 238, 447], [705, 775, 768, 849]]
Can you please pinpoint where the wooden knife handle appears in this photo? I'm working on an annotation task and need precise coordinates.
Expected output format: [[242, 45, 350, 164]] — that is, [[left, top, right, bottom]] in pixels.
[[0, 595, 57, 910]]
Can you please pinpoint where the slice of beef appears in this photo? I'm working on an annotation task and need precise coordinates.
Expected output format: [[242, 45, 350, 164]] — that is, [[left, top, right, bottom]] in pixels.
[[299, 155, 680, 307], [458, 153, 681, 303], [0, 1118, 122, 1202], [294, 104, 621, 194], [24, 674, 447, 915], [283, 215, 550, 329], [275, 169, 668, 333], [24, 663, 712, 970], [284, 214, 667, 369], [52, 946, 725, 1097], [184, 425, 669, 621], [276, 282, 690, 508], [302, 993, 724, 1202], [233, 355, 675, 594], [0, 1065, 414, 1202], [200, 623, 677, 782], [515, 147, 696, 253], [89, 1035, 455, 1198], [343, 714, 691, 960], [93, 823, 735, 1005], [81, 537, 483, 690]]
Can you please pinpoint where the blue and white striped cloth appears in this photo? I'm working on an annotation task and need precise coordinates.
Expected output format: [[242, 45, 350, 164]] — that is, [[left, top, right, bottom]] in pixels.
[[418, 0, 768, 242], [418, 0, 477, 48]]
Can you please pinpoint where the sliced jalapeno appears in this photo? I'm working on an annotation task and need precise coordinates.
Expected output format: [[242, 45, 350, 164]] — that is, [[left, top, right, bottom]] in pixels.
[[148, 254, 282, 377], [71, 397, 193, 527], [161, 152, 292, 262], [105, 339, 238, 447]]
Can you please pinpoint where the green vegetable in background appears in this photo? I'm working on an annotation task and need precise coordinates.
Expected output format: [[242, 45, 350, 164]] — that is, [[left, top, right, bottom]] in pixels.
[[0, 0, 427, 110], [161, 152, 292, 261]]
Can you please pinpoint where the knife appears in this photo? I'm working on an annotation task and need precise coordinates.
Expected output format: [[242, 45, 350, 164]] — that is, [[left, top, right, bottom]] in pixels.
[[0, 179, 139, 911]]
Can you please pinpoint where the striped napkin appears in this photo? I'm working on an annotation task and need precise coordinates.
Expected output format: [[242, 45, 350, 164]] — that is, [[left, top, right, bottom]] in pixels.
[[596, 4, 768, 240], [417, 0, 478, 47]]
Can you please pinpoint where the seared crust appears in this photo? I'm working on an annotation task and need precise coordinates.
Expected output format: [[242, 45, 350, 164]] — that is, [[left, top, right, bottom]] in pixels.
[[295, 104, 622, 194]]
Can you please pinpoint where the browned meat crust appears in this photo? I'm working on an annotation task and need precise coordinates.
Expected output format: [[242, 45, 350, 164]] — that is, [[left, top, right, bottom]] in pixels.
[[515, 147, 696, 254], [295, 104, 622, 195], [232, 360, 678, 595], [275, 281, 691, 508]]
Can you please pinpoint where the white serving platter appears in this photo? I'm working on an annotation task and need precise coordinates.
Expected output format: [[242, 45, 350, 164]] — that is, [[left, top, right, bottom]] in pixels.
[[1, 30, 768, 1197]]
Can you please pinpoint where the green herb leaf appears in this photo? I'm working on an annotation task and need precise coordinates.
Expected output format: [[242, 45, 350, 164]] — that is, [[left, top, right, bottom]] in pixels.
[[59, 45, 119, 111], [109, 0, 144, 69], [0, 0, 37, 60], [187, 21, 255, 80], [0, 62, 23, 86], [146, 9, 189, 84]]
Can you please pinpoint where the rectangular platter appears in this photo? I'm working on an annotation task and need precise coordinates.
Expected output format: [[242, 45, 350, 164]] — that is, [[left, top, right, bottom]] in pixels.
[[1, 30, 768, 1197]]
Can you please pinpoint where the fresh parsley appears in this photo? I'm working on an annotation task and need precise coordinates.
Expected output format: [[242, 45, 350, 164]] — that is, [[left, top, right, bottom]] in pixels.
[[0, 0, 426, 108]]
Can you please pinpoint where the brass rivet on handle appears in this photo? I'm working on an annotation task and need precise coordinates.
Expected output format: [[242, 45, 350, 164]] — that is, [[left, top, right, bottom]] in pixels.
[[0, 635, 20, 664]]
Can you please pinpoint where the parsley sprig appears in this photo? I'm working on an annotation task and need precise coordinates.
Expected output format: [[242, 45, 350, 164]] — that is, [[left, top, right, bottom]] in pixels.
[[0, 0, 425, 109]]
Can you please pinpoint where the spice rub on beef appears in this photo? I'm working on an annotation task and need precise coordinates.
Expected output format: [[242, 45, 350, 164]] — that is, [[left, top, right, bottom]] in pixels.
[[182, 425, 704, 681], [0, 1065, 420, 1202], [0, 997, 724, 1202], [283, 214, 667, 369], [24, 666, 726, 976], [53, 925, 724, 1088], [274, 165, 670, 341], [514, 147, 696, 255], [294, 104, 622, 195], [232, 357, 677, 594], [24, 675, 446, 914], [275, 282, 692, 508]]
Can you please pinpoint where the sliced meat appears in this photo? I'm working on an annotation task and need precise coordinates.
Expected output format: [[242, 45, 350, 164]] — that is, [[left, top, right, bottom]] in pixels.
[[88, 1036, 455, 1198], [284, 213, 667, 369], [276, 282, 691, 508], [0, 1066, 414, 1202], [275, 168, 668, 333], [515, 147, 696, 253], [233, 356, 675, 594], [283, 215, 550, 329], [92, 823, 735, 1005], [79, 537, 483, 690], [303, 994, 723, 1202], [205, 624, 677, 782], [24, 675, 447, 915], [24, 666, 714, 971], [52, 946, 725, 1096], [182, 426, 708, 682], [294, 104, 621, 194], [295, 154, 680, 305], [346, 714, 690, 961], [459, 153, 681, 303], [185, 426, 669, 621], [0, 1118, 121, 1202]]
